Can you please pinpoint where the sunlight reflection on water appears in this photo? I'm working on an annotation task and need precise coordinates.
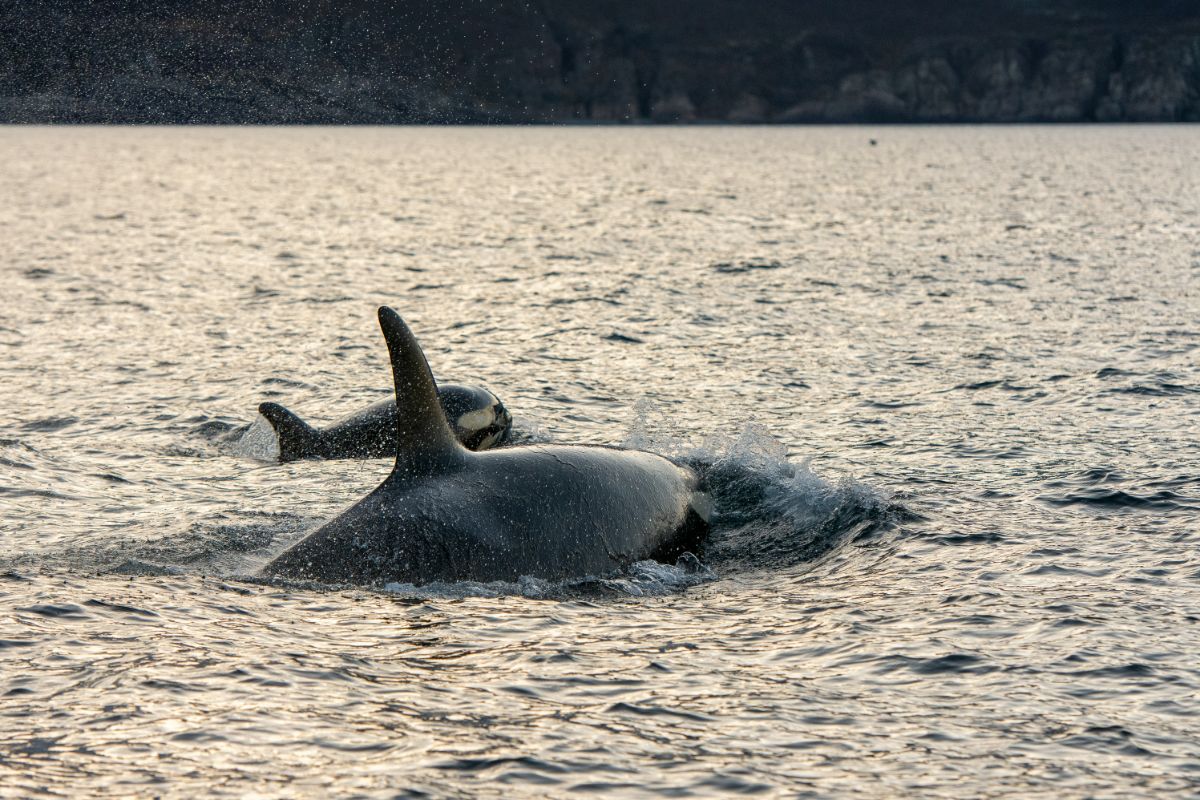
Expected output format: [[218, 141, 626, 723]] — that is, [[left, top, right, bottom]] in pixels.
[[0, 126, 1198, 797]]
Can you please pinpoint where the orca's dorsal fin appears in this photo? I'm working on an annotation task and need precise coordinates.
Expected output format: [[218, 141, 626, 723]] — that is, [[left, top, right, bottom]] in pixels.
[[377, 306, 466, 478]]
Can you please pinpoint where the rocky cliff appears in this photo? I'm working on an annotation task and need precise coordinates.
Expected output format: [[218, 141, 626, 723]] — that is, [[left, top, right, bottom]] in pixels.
[[2, 0, 1198, 123]]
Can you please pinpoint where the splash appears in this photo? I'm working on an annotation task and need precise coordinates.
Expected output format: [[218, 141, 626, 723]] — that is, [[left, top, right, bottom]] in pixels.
[[625, 401, 899, 574], [231, 414, 282, 462], [505, 416, 553, 445], [190, 416, 280, 462]]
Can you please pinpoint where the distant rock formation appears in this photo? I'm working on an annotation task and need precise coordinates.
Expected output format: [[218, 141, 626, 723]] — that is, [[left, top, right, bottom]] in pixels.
[[774, 35, 1200, 122], [1, 1, 1198, 123]]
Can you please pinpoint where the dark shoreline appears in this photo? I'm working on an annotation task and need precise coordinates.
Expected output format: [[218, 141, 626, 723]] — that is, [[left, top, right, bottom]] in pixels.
[[4, 1, 1199, 125], [3, 121, 1198, 127]]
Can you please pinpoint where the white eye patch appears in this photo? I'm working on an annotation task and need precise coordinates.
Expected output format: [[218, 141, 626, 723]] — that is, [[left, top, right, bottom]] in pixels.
[[457, 406, 496, 433]]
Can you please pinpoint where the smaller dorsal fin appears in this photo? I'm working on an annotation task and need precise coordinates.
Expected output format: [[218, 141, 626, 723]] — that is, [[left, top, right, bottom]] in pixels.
[[377, 307, 465, 478]]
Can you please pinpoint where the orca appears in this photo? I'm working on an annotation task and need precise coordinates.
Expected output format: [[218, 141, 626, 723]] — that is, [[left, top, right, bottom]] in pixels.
[[263, 307, 710, 586], [258, 384, 511, 462]]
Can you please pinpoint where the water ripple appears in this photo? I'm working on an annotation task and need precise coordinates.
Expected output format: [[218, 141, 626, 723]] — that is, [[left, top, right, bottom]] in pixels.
[[1, 126, 1198, 798]]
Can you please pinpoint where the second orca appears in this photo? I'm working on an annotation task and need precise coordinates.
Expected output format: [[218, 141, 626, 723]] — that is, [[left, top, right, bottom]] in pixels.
[[258, 384, 512, 462]]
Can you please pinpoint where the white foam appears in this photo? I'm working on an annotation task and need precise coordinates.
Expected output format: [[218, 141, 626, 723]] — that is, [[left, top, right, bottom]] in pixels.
[[229, 414, 281, 462]]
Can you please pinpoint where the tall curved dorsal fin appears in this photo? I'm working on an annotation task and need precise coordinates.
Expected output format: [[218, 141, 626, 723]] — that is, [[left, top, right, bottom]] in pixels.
[[377, 307, 466, 478]]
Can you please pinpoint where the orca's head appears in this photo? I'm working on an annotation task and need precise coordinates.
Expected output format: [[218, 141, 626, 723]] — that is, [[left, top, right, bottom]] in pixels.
[[437, 384, 514, 451]]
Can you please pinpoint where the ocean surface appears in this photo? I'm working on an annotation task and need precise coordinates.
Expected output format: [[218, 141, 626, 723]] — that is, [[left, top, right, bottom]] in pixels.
[[1, 126, 1198, 798]]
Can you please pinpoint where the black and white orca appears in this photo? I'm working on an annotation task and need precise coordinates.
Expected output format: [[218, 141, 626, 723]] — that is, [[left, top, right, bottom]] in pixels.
[[258, 384, 511, 462], [263, 307, 710, 585]]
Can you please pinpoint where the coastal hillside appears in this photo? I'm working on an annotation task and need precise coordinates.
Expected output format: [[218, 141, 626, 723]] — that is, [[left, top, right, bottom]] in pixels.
[[2, 0, 1198, 122]]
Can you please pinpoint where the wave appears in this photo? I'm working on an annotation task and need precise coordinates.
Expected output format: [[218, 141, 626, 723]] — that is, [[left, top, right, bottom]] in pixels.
[[1041, 488, 1199, 512], [1040, 467, 1200, 512]]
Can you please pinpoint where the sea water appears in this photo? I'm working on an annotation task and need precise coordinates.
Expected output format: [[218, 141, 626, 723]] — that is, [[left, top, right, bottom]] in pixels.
[[0, 126, 1197, 797]]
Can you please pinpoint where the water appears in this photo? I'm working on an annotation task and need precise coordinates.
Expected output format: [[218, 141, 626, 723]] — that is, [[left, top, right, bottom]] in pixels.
[[1, 126, 1198, 797]]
